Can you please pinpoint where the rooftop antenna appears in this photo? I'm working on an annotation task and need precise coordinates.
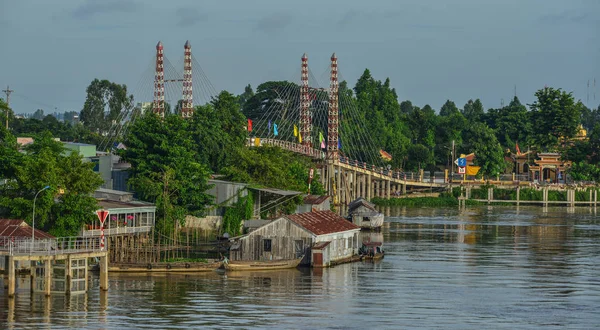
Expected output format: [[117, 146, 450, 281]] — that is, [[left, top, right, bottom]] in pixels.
[[500, 98, 504, 108], [587, 80, 590, 105]]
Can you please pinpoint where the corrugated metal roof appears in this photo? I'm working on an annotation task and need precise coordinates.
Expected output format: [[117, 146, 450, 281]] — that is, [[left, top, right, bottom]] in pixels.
[[97, 200, 155, 209], [348, 198, 377, 213], [0, 219, 54, 239], [303, 195, 330, 205], [312, 241, 331, 249], [287, 210, 359, 236]]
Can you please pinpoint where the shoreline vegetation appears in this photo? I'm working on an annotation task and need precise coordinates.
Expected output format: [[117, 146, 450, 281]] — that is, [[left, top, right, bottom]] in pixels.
[[371, 186, 600, 207]]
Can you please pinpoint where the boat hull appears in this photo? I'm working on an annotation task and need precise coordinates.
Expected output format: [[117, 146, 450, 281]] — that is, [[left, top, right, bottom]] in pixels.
[[224, 257, 303, 271], [108, 261, 223, 273]]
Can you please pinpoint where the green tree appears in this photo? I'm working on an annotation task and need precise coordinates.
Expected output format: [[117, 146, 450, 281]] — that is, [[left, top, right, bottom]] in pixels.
[[0, 131, 103, 235], [80, 79, 134, 134], [32, 109, 44, 120], [462, 122, 506, 178], [406, 144, 432, 171], [462, 99, 484, 122], [486, 96, 532, 149], [439, 100, 460, 117], [120, 112, 214, 237], [529, 87, 583, 148]]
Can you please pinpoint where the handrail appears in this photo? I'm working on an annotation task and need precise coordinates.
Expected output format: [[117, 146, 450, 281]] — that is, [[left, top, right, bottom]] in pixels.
[[0, 236, 103, 256]]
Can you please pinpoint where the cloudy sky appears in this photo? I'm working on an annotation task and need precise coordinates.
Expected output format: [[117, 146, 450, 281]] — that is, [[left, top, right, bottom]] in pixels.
[[1, 0, 599, 114]]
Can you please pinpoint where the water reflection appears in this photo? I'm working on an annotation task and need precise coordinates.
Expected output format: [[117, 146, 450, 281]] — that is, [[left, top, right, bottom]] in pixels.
[[1, 206, 599, 329]]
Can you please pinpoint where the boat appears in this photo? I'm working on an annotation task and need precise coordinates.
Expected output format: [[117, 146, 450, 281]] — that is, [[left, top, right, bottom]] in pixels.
[[347, 198, 384, 230], [108, 260, 223, 273], [223, 255, 304, 271], [359, 241, 384, 260]]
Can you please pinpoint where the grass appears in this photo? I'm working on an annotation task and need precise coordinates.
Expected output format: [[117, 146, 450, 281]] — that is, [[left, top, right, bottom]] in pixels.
[[371, 196, 480, 207]]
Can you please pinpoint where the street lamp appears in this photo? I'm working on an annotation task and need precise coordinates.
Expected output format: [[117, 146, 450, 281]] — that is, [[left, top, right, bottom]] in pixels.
[[32, 185, 50, 252]]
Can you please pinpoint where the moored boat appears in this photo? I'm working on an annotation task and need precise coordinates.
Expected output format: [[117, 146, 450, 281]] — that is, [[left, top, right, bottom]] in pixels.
[[359, 241, 384, 260], [108, 260, 223, 273], [223, 255, 304, 271]]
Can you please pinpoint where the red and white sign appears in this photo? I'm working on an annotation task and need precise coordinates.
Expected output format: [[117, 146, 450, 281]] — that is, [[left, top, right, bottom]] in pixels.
[[96, 209, 109, 225], [96, 209, 109, 251], [309, 168, 314, 179], [458, 166, 466, 174]]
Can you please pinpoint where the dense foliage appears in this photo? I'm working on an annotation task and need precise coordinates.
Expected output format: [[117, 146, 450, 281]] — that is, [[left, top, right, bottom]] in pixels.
[[0, 128, 103, 236]]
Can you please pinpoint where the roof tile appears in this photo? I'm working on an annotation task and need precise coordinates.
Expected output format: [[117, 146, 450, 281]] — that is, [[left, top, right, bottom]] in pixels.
[[287, 210, 359, 235]]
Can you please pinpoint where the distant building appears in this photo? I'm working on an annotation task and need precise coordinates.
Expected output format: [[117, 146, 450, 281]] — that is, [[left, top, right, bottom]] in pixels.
[[136, 102, 153, 115], [296, 195, 330, 213], [63, 142, 96, 158], [0, 219, 54, 240], [229, 210, 360, 267]]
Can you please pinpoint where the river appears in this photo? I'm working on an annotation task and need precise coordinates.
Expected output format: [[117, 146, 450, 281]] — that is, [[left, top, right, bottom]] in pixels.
[[1, 206, 599, 329]]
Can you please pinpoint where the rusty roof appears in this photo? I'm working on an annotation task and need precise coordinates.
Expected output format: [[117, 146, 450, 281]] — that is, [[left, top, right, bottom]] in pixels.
[[348, 198, 377, 213], [312, 241, 331, 249], [303, 195, 330, 205], [0, 219, 54, 239], [287, 210, 359, 236]]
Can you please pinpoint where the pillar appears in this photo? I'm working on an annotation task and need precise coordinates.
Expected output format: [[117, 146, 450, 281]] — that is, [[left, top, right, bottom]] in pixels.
[[66, 255, 72, 295], [516, 186, 520, 206], [100, 256, 109, 291], [386, 180, 391, 199], [336, 165, 341, 204], [7, 256, 15, 297], [30, 261, 35, 294], [44, 260, 51, 296], [367, 175, 372, 201], [402, 183, 406, 195]]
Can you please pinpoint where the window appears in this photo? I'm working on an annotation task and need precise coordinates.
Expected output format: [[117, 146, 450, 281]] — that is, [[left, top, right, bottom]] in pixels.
[[263, 239, 272, 252]]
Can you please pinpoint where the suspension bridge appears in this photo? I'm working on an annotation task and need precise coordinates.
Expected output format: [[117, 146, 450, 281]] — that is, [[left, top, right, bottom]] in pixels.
[[116, 41, 451, 205]]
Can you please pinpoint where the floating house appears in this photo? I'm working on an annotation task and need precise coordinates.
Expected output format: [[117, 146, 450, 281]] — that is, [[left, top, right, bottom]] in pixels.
[[229, 210, 360, 267], [296, 195, 331, 213], [347, 198, 384, 230]]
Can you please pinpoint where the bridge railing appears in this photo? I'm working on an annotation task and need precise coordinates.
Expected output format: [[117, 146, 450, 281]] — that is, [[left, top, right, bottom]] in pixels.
[[0, 236, 103, 256]]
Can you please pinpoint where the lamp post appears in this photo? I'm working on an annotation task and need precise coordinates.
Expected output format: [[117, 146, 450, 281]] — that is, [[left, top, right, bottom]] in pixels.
[[32, 185, 50, 252]]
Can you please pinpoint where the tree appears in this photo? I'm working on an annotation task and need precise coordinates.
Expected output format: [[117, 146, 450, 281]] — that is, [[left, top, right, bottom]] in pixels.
[[487, 96, 532, 149], [462, 122, 506, 178], [406, 144, 432, 171], [399, 100, 414, 115], [462, 99, 484, 122], [439, 100, 460, 117], [80, 79, 134, 134], [529, 87, 583, 149], [32, 109, 44, 120], [120, 112, 214, 237], [238, 84, 254, 110], [0, 131, 103, 236], [191, 91, 247, 172]]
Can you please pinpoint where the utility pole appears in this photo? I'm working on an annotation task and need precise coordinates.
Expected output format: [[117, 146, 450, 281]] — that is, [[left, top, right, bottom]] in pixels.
[[2, 85, 13, 129]]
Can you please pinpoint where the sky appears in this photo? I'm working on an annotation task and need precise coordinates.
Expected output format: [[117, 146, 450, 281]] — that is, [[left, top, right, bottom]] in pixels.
[[1, 0, 599, 115]]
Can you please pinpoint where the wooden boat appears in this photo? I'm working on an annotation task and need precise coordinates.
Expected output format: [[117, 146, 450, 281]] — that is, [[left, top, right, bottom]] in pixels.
[[223, 256, 304, 271], [108, 260, 223, 273], [359, 241, 384, 260]]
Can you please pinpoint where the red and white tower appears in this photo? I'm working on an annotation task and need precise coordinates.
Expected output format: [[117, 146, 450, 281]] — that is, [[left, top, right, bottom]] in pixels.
[[327, 53, 339, 159], [300, 53, 311, 146], [181, 40, 193, 118], [152, 41, 165, 117]]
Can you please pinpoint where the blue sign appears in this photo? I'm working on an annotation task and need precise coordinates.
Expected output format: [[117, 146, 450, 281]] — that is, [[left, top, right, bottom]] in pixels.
[[457, 157, 467, 167]]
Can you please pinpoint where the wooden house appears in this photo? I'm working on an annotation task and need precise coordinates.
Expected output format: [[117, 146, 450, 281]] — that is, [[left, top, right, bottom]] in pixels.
[[229, 210, 361, 267], [296, 195, 331, 213], [347, 198, 384, 230]]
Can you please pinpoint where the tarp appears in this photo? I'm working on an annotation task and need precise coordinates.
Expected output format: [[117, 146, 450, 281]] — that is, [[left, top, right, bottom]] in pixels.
[[466, 166, 480, 176]]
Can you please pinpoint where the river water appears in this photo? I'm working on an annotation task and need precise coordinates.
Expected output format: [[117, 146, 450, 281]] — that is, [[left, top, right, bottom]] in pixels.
[[1, 206, 600, 329]]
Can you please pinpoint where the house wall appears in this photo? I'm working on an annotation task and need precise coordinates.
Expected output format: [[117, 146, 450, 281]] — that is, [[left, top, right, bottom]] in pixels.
[[315, 230, 360, 263], [230, 218, 313, 264]]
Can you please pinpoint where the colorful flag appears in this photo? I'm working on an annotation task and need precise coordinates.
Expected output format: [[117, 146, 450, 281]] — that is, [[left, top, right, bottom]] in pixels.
[[254, 137, 261, 146], [268, 120, 272, 134], [338, 139, 341, 150], [299, 133, 302, 143], [247, 119, 253, 132], [380, 149, 392, 161], [273, 123, 278, 136], [319, 132, 325, 149], [516, 142, 521, 155], [293, 125, 298, 137]]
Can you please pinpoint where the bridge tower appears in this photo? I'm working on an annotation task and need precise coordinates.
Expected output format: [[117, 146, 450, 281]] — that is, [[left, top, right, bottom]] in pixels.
[[300, 53, 311, 146], [326, 53, 340, 202], [181, 40, 194, 118], [327, 53, 339, 160], [152, 41, 165, 117]]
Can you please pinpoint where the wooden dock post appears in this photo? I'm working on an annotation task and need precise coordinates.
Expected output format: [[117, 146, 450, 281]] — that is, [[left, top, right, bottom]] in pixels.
[[44, 260, 51, 296], [65, 255, 72, 295], [517, 186, 521, 206], [7, 256, 15, 298], [100, 256, 108, 291]]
